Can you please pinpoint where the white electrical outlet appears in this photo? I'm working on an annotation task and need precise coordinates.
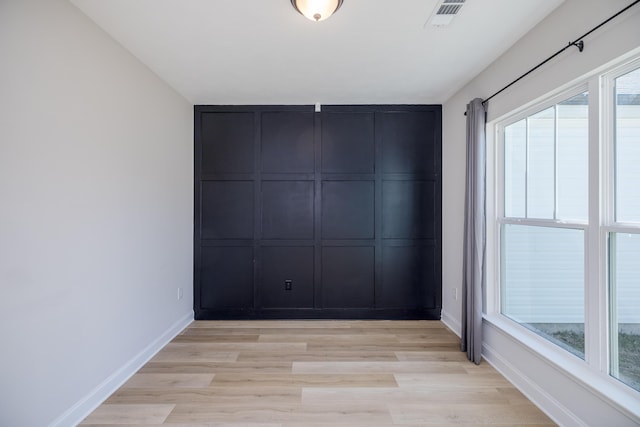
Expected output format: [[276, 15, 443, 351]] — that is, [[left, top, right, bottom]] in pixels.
[[177, 287, 183, 300], [454, 288, 458, 300]]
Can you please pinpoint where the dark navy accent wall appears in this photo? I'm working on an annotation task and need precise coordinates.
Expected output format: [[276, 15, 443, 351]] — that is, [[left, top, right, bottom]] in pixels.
[[194, 105, 441, 319]]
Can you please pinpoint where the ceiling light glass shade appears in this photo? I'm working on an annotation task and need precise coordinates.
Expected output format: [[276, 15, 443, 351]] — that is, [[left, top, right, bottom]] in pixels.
[[291, 0, 344, 22]]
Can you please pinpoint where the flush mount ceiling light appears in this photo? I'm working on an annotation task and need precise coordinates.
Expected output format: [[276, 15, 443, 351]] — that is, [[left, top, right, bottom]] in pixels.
[[291, 0, 344, 22]]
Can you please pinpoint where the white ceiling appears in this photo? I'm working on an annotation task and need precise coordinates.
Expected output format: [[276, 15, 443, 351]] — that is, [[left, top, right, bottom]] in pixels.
[[70, 0, 565, 105]]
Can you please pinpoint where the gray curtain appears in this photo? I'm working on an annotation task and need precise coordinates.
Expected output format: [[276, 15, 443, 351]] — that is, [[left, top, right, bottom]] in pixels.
[[461, 98, 486, 364]]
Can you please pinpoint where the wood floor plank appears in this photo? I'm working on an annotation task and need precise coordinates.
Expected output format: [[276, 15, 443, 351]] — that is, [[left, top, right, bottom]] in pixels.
[[106, 387, 301, 405], [172, 334, 260, 343], [236, 350, 400, 362], [389, 402, 555, 425], [150, 342, 305, 363], [122, 374, 215, 388], [292, 361, 467, 374], [210, 373, 398, 388], [79, 404, 175, 425], [150, 345, 239, 363], [139, 361, 293, 374], [82, 321, 557, 426], [343, 320, 444, 329], [301, 388, 512, 405], [305, 343, 457, 352], [395, 351, 468, 362], [257, 334, 400, 344], [394, 372, 513, 388], [165, 402, 394, 424], [160, 342, 307, 352], [395, 334, 461, 344]]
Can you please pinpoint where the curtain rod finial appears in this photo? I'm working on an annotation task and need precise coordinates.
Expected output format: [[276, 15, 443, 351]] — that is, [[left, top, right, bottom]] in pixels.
[[571, 40, 584, 52]]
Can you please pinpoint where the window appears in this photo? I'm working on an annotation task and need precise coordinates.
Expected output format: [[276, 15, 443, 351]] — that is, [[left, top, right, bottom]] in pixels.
[[495, 58, 640, 394], [609, 65, 640, 391], [500, 91, 589, 359]]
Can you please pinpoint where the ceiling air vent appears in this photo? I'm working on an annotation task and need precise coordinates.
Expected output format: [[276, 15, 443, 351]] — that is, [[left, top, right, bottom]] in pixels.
[[429, 0, 465, 27]]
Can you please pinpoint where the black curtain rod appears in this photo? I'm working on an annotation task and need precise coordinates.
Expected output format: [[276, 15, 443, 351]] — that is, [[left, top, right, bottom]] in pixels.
[[465, 0, 640, 115]]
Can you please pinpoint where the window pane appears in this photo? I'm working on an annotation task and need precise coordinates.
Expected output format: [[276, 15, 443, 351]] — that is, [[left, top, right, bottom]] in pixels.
[[527, 107, 555, 219], [615, 67, 640, 223], [505, 119, 526, 217], [557, 92, 588, 221], [609, 233, 640, 392], [501, 224, 584, 358]]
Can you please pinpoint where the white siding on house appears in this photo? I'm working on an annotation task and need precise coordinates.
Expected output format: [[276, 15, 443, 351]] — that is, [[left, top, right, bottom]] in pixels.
[[502, 225, 585, 324]]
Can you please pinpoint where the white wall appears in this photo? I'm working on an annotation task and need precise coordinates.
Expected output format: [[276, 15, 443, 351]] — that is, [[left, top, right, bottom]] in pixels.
[[0, 1, 193, 426], [442, 0, 640, 425]]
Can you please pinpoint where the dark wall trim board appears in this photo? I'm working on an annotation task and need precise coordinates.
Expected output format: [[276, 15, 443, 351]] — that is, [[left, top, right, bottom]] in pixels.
[[194, 105, 442, 320]]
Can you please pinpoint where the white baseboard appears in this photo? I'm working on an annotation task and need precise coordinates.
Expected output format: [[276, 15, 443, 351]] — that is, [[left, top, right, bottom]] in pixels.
[[482, 341, 585, 427], [440, 309, 461, 337], [49, 311, 193, 427]]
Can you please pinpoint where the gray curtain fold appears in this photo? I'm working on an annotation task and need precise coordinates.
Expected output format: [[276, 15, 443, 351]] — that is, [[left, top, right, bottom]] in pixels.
[[461, 98, 486, 365]]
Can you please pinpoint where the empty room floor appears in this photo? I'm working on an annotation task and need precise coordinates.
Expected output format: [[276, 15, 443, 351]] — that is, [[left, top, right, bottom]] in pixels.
[[80, 320, 556, 426]]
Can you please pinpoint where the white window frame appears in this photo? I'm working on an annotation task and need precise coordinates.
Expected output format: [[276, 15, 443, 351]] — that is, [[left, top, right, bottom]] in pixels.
[[602, 57, 640, 380], [485, 52, 640, 418]]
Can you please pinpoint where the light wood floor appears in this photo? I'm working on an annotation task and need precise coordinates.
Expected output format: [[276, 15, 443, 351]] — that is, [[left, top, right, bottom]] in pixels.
[[80, 320, 556, 426]]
